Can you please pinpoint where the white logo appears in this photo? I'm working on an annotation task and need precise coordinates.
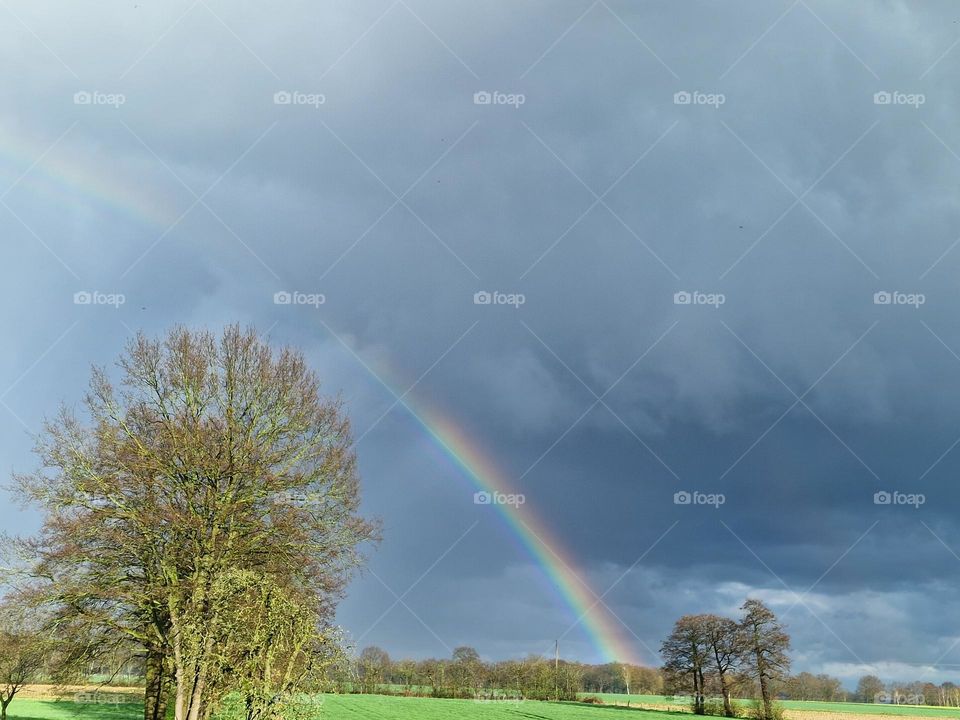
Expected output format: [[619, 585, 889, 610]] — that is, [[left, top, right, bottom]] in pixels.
[[474, 490, 525, 507], [474, 90, 525, 108], [474, 290, 525, 308], [674, 90, 725, 108], [873, 490, 925, 508], [274, 90, 325, 108], [73, 90, 126, 108], [274, 290, 325, 307], [276, 490, 324, 507], [74, 691, 126, 705], [74, 290, 125, 308], [873, 290, 924, 308], [873, 91, 924, 108], [674, 490, 725, 508], [876, 692, 924, 705], [674, 290, 725, 308]]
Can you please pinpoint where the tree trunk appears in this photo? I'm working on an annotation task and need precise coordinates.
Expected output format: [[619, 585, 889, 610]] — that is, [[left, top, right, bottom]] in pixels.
[[759, 675, 772, 720], [720, 675, 733, 717], [144, 645, 172, 720], [1, 697, 10, 720], [694, 668, 706, 714]]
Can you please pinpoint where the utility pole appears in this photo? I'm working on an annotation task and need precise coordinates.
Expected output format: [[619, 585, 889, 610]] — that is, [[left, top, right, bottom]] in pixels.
[[554, 639, 559, 700]]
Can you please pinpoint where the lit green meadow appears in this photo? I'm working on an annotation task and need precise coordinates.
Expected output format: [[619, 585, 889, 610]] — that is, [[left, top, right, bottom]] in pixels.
[[5, 698, 141, 720], [6, 693, 955, 719], [319, 694, 681, 719], [583, 694, 959, 718]]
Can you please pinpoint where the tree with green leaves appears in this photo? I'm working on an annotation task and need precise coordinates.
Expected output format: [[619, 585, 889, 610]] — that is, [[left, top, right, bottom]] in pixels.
[[15, 326, 379, 720]]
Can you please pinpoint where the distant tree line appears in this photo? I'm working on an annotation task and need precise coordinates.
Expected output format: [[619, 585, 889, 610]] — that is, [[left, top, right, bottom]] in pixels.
[[325, 645, 670, 701], [854, 674, 960, 707], [331, 646, 582, 701]]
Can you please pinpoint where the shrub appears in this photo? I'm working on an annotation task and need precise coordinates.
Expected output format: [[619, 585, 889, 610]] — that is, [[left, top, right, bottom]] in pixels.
[[702, 698, 748, 717], [747, 700, 786, 720]]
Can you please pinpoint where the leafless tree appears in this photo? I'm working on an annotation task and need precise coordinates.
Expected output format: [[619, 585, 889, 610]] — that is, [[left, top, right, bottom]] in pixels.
[[740, 599, 790, 720], [661, 615, 712, 714], [702, 614, 741, 717]]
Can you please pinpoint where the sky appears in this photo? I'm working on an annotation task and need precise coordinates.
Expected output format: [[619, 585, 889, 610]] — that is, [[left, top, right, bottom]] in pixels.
[[3, 0, 960, 688]]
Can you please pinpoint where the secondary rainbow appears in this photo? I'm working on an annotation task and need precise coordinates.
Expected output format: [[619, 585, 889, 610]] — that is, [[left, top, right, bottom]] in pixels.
[[0, 120, 181, 228]]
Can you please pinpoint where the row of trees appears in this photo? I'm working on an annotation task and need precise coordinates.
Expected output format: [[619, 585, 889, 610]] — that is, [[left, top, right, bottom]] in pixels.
[[340, 646, 664, 700], [661, 600, 790, 718], [323, 644, 960, 710], [2, 326, 379, 720], [345, 646, 581, 700], [783, 673, 960, 706], [854, 675, 960, 707]]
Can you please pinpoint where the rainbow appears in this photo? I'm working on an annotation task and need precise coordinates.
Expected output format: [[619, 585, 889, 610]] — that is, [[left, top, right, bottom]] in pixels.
[[0, 118, 181, 228], [0, 117, 644, 664], [361, 357, 644, 665]]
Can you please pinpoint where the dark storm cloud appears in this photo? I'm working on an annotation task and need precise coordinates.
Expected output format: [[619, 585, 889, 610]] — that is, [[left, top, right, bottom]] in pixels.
[[4, 0, 960, 682]]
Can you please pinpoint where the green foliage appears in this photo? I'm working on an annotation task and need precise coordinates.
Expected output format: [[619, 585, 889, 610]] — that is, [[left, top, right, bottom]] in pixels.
[[703, 698, 749, 717], [747, 699, 786, 720]]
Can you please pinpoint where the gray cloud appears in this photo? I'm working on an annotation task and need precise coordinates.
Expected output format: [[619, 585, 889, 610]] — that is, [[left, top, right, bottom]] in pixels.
[[4, 0, 960, 684]]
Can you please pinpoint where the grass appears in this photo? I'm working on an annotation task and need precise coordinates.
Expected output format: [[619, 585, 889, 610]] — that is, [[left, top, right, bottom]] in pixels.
[[5, 698, 141, 720], [6, 693, 956, 720], [320, 694, 683, 718], [582, 694, 960, 718], [778, 701, 960, 717]]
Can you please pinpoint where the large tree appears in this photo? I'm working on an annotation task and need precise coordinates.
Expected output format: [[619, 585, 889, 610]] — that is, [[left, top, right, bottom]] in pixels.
[[739, 599, 790, 720], [702, 614, 741, 717], [661, 615, 712, 714], [15, 326, 378, 720]]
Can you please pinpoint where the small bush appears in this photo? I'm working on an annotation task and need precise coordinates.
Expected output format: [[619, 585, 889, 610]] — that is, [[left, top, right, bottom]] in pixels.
[[703, 698, 726, 716], [580, 696, 604, 704], [701, 698, 748, 717], [746, 700, 786, 720]]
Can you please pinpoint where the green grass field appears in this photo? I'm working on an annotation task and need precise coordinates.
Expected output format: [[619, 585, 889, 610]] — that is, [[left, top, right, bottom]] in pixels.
[[6, 693, 957, 720], [584, 694, 960, 718], [5, 699, 141, 720], [319, 695, 680, 718], [778, 701, 960, 717]]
